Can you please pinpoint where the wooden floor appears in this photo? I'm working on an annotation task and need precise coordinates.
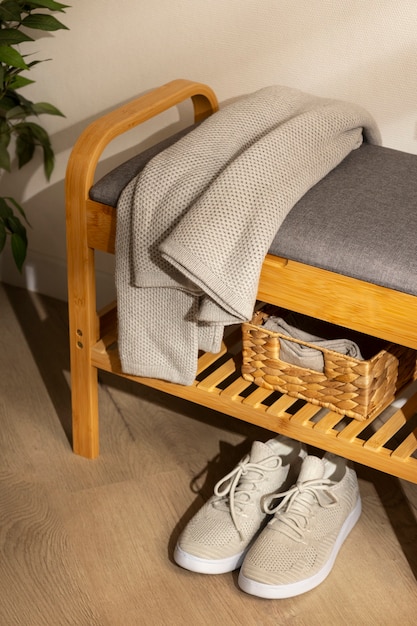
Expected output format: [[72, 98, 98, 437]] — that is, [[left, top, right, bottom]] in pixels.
[[1, 282, 417, 626]]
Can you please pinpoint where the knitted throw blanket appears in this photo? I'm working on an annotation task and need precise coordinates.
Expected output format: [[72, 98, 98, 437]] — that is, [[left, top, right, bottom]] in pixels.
[[116, 85, 380, 385]]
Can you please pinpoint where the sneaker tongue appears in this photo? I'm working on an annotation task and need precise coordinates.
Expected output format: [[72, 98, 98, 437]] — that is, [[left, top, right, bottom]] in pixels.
[[249, 440, 277, 464], [237, 441, 280, 483], [297, 456, 325, 483]]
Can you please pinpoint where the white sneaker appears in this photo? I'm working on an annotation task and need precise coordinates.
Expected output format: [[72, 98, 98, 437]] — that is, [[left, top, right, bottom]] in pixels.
[[238, 453, 361, 598], [174, 436, 307, 574]]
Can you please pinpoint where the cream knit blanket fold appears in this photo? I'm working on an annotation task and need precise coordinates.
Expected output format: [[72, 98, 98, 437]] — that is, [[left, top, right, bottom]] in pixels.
[[116, 85, 380, 385]]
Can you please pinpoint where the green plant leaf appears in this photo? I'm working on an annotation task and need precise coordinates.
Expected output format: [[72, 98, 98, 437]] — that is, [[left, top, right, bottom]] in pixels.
[[16, 130, 36, 168], [0, 1, 22, 22], [32, 101, 65, 117], [0, 93, 20, 114], [16, 121, 50, 143], [0, 143, 11, 171], [7, 214, 27, 238], [11, 231, 27, 272], [25, 0, 70, 10], [0, 29, 34, 46], [8, 75, 35, 90], [14, 122, 55, 176], [14, 126, 56, 179], [24, 59, 49, 72], [21, 14, 69, 31], [0, 222, 6, 254], [9, 89, 33, 108], [5, 105, 28, 120], [3, 196, 30, 224], [17, 121, 48, 141], [5, 94, 55, 119], [0, 201, 29, 270], [0, 198, 13, 219], [0, 46, 28, 70], [0, 120, 10, 142], [42, 141, 54, 179]]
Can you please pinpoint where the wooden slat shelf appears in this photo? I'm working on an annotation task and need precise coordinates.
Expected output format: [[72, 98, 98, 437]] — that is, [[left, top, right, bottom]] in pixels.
[[91, 326, 417, 484]]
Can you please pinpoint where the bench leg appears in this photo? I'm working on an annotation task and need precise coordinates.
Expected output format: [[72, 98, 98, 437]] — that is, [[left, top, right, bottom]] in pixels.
[[70, 346, 100, 459], [67, 241, 100, 458]]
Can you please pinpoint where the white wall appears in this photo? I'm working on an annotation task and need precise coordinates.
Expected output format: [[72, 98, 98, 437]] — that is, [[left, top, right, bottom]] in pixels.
[[1, 0, 417, 304]]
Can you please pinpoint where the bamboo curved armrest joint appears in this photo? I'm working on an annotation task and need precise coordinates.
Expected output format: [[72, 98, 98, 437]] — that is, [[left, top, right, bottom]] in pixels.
[[65, 79, 218, 198]]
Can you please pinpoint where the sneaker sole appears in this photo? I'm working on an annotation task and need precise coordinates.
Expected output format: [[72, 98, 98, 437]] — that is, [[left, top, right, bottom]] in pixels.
[[238, 495, 362, 598], [174, 544, 247, 574]]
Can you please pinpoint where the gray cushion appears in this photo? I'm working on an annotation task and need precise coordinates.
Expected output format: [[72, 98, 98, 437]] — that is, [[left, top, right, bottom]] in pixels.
[[90, 132, 417, 296], [270, 143, 417, 296], [90, 124, 199, 207]]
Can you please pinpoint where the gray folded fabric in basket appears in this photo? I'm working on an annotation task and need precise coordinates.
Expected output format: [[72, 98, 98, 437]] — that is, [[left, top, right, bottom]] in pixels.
[[263, 313, 364, 372]]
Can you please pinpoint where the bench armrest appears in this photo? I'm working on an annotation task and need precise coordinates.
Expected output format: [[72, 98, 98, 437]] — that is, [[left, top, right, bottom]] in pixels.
[[66, 78, 218, 201]]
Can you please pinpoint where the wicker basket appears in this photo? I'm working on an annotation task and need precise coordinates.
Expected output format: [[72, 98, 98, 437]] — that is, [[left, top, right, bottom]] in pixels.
[[241, 308, 417, 421]]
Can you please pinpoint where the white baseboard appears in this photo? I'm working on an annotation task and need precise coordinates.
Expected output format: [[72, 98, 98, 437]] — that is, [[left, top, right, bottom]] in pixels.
[[0, 248, 116, 307]]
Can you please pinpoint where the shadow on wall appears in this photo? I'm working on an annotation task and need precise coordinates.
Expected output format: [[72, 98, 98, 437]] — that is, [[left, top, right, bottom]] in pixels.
[[0, 90, 195, 304]]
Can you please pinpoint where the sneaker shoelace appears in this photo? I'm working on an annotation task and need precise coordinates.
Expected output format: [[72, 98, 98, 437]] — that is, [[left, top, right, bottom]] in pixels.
[[264, 478, 338, 542], [212, 454, 283, 540]]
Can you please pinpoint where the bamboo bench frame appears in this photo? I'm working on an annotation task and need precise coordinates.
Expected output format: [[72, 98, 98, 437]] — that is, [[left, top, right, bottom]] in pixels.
[[66, 79, 417, 483]]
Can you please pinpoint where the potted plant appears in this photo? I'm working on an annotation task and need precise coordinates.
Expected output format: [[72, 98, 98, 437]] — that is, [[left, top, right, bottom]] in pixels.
[[0, 0, 69, 271]]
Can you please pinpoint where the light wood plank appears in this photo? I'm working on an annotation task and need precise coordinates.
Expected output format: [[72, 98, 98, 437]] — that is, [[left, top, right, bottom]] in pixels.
[[258, 254, 417, 350], [313, 410, 345, 433], [337, 412, 381, 442], [266, 393, 299, 416], [242, 386, 275, 408], [197, 358, 236, 392], [391, 431, 417, 460], [220, 376, 251, 400]]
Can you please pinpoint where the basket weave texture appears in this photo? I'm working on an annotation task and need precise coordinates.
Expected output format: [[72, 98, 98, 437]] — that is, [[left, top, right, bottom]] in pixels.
[[242, 309, 417, 421]]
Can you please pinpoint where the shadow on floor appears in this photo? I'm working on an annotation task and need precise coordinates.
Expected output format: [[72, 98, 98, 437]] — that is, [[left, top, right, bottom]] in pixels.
[[5, 284, 73, 445], [4, 284, 268, 449], [356, 463, 417, 580]]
